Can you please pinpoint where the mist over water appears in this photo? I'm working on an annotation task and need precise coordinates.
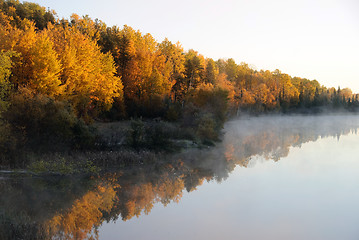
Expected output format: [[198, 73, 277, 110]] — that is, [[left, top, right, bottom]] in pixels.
[[223, 114, 359, 163], [1, 115, 359, 240]]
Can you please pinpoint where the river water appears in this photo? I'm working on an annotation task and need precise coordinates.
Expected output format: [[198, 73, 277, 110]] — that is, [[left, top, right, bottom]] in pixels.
[[1, 115, 359, 240]]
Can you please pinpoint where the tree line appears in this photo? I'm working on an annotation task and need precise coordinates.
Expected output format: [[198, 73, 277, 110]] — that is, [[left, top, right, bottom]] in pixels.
[[0, 0, 358, 160]]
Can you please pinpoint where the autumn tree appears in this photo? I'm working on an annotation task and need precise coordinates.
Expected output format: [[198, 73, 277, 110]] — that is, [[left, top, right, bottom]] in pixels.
[[67, 13, 107, 42], [0, 50, 14, 114], [172, 49, 205, 103], [47, 24, 123, 118], [98, 25, 178, 116], [0, 17, 63, 96], [0, 0, 56, 30], [158, 38, 185, 99], [0, 50, 16, 156]]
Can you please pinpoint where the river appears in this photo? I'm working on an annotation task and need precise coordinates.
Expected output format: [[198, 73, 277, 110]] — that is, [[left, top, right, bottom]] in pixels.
[[1, 115, 359, 240]]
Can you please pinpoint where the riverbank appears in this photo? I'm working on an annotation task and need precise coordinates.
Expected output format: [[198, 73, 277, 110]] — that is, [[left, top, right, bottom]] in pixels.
[[2, 110, 359, 175], [0, 116, 224, 174]]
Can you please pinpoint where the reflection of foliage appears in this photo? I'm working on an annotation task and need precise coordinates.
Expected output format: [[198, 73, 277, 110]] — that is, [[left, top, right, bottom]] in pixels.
[[102, 163, 187, 222], [0, 176, 95, 240], [2, 116, 359, 239], [45, 183, 117, 240], [223, 116, 359, 167]]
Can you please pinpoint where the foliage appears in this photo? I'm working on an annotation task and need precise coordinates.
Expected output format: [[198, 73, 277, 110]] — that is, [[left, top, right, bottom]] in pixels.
[[0, 0, 358, 166], [0, 50, 15, 114], [128, 118, 146, 148], [0, 119, 16, 160], [127, 119, 173, 150], [47, 24, 123, 119], [0, 0, 56, 30], [0, 50, 17, 159], [126, 118, 196, 150], [0, 20, 63, 96], [2, 89, 95, 153], [182, 87, 229, 143], [99, 25, 177, 117]]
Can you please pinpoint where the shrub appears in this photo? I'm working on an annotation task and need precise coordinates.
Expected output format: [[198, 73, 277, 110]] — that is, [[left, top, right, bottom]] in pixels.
[[3, 88, 95, 152], [195, 112, 217, 142], [0, 120, 17, 164], [145, 121, 173, 149], [164, 102, 182, 121], [126, 119, 187, 150], [128, 118, 146, 148]]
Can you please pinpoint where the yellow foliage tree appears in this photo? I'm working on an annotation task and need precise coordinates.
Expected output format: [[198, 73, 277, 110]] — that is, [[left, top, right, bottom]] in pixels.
[[47, 24, 123, 117], [110, 26, 176, 114], [0, 19, 62, 96]]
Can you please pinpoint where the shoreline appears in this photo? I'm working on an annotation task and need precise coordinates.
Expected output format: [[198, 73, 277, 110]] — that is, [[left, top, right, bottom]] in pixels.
[[2, 111, 359, 175]]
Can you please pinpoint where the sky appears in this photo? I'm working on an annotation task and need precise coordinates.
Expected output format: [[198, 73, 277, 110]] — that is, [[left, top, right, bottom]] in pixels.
[[29, 0, 359, 92]]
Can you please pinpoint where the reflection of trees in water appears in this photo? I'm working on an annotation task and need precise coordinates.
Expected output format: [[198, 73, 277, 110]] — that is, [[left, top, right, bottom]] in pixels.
[[45, 183, 117, 240], [223, 115, 359, 166], [0, 176, 97, 239], [1, 115, 359, 239]]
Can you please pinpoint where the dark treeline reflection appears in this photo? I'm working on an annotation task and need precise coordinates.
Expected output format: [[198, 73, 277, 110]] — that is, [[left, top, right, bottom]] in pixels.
[[1, 115, 359, 240]]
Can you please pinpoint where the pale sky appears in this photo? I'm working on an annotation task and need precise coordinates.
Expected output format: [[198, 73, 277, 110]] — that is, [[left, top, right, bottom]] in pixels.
[[29, 0, 359, 92]]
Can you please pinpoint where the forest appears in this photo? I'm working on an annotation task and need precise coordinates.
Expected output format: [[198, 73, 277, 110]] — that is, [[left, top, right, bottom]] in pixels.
[[0, 0, 358, 168]]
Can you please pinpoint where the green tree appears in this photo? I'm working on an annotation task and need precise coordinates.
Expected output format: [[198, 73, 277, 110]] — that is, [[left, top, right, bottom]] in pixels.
[[204, 58, 218, 84], [224, 58, 238, 82], [0, 0, 56, 30]]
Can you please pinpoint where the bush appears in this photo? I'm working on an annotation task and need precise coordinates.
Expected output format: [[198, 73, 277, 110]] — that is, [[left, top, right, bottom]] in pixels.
[[164, 102, 182, 121], [3, 89, 95, 152], [0, 120, 17, 165], [145, 121, 173, 149], [195, 113, 217, 142], [128, 118, 146, 148], [71, 120, 96, 149], [127, 119, 191, 150]]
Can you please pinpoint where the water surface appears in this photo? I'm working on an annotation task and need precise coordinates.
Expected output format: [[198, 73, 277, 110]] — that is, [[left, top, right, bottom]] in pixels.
[[1, 115, 359, 239]]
